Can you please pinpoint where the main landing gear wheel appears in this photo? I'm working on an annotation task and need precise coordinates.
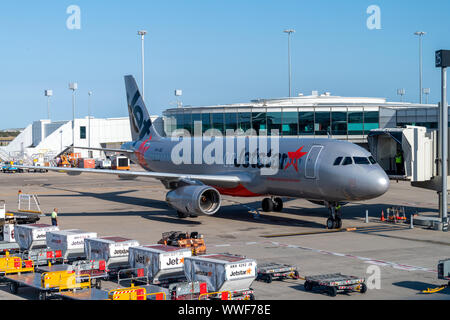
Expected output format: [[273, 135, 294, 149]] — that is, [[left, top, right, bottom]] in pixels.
[[262, 198, 283, 212], [262, 198, 274, 212], [273, 198, 283, 212]]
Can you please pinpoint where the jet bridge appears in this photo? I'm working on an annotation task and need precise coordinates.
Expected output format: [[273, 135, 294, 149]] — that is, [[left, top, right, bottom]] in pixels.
[[368, 126, 450, 230]]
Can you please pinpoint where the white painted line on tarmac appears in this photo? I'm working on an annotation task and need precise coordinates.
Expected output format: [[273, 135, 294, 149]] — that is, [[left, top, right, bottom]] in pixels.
[[209, 240, 437, 274]]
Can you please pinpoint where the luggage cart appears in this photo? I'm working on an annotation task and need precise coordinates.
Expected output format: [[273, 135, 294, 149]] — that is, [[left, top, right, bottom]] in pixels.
[[37, 261, 108, 289], [4, 268, 92, 300], [303, 273, 367, 297], [256, 263, 300, 283]]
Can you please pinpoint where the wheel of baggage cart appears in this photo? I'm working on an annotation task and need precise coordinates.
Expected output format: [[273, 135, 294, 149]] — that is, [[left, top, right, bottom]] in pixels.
[[177, 211, 189, 218], [248, 293, 255, 300], [359, 283, 367, 294], [304, 281, 313, 291], [292, 270, 300, 279], [38, 291, 47, 301], [327, 286, 337, 297], [9, 282, 18, 294], [264, 274, 272, 283], [273, 198, 283, 212]]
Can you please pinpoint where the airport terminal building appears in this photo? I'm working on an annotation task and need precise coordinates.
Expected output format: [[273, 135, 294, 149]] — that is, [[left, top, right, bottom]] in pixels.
[[162, 93, 438, 145], [0, 92, 444, 162]]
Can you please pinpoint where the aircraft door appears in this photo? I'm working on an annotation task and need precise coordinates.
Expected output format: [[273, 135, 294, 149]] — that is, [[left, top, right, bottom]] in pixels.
[[305, 145, 323, 179]]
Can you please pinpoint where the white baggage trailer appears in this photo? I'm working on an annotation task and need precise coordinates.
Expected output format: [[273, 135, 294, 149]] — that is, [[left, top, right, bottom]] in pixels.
[[128, 245, 191, 284], [84, 237, 139, 271], [184, 253, 257, 300], [46, 229, 97, 261], [15, 224, 59, 250]]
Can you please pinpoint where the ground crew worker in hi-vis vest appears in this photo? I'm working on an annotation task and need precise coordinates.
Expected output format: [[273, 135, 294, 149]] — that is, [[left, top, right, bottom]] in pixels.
[[51, 208, 58, 226], [395, 152, 403, 175]]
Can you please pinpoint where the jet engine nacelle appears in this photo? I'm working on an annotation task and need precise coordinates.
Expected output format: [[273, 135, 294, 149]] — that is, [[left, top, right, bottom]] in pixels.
[[166, 185, 221, 216]]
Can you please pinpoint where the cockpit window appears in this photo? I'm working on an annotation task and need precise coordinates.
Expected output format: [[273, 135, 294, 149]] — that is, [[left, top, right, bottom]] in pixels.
[[353, 157, 370, 165], [333, 157, 343, 166], [342, 157, 353, 166], [368, 156, 377, 164]]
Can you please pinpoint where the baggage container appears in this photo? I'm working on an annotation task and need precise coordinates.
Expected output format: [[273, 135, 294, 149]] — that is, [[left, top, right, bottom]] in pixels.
[[129, 245, 191, 283], [46, 229, 97, 260], [3, 224, 15, 243], [84, 236, 139, 269], [184, 253, 257, 293], [77, 158, 95, 169], [15, 224, 59, 250]]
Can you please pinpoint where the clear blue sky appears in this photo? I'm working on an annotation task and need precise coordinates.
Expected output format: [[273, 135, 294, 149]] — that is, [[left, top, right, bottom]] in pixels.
[[1, 0, 450, 129]]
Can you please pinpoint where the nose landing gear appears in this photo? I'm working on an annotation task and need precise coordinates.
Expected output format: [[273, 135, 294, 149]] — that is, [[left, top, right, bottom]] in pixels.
[[326, 202, 342, 229]]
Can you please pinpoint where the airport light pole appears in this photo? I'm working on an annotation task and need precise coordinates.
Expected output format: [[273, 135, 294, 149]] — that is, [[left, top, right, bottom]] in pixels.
[[397, 88, 405, 102], [436, 49, 450, 232], [69, 82, 78, 153], [44, 90, 52, 120], [414, 31, 426, 104], [284, 29, 295, 97], [88, 91, 92, 158], [138, 30, 147, 101], [423, 88, 430, 104]]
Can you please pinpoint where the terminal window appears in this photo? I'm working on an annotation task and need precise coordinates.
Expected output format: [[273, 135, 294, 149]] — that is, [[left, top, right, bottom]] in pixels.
[[80, 126, 86, 139]]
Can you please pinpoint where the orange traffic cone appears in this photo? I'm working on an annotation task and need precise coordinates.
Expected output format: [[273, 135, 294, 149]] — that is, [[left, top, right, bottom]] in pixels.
[[380, 210, 386, 222]]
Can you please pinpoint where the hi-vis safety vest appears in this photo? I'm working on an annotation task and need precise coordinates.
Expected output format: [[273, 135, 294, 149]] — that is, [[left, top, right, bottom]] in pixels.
[[395, 155, 402, 164], [51, 211, 57, 219]]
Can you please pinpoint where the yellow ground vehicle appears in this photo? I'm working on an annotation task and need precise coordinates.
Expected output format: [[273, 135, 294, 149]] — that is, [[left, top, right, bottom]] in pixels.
[[41, 270, 91, 291], [158, 231, 206, 255], [0, 253, 34, 275], [108, 285, 147, 300]]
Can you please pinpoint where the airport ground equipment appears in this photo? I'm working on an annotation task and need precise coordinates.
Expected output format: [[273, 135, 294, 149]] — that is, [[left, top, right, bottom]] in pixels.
[[46, 229, 97, 261], [158, 231, 206, 255], [2, 162, 19, 173], [95, 158, 112, 169], [84, 236, 139, 273], [128, 244, 191, 284], [56, 284, 167, 300], [256, 263, 300, 283], [111, 155, 130, 170], [422, 259, 450, 294], [4, 268, 92, 300], [17, 193, 43, 215], [184, 253, 257, 300], [0, 200, 40, 245], [37, 260, 107, 288], [386, 206, 407, 223], [0, 252, 34, 276], [303, 273, 367, 297], [15, 224, 59, 251]]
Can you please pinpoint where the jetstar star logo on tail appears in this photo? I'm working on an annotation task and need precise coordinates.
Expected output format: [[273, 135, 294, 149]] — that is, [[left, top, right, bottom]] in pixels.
[[135, 135, 152, 167], [284, 146, 308, 172]]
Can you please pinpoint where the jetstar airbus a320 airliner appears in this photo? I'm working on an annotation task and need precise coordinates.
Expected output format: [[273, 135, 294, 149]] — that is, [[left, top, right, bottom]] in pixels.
[[19, 76, 389, 229]]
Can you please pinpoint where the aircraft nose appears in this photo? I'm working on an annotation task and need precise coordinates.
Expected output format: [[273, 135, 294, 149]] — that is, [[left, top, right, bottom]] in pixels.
[[363, 168, 390, 199], [350, 168, 389, 200]]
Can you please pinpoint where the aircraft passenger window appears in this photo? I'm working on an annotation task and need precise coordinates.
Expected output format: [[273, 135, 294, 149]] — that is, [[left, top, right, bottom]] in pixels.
[[333, 157, 343, 166], [353, 157, 370, 165], [342, 157, 353, 165], [368, 156, 377, 164]]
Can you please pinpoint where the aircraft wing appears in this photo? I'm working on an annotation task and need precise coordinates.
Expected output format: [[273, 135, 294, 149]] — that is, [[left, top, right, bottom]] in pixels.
[[69, 146, 134, 154], [17, 165, 242, 188]]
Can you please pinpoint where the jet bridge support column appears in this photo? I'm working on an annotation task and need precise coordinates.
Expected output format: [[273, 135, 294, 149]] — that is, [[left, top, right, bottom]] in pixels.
[[436, 50, 450, 232]]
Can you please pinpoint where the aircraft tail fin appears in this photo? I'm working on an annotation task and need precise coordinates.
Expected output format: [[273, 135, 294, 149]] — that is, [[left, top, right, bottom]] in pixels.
[[124, 75, 160, 141]]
